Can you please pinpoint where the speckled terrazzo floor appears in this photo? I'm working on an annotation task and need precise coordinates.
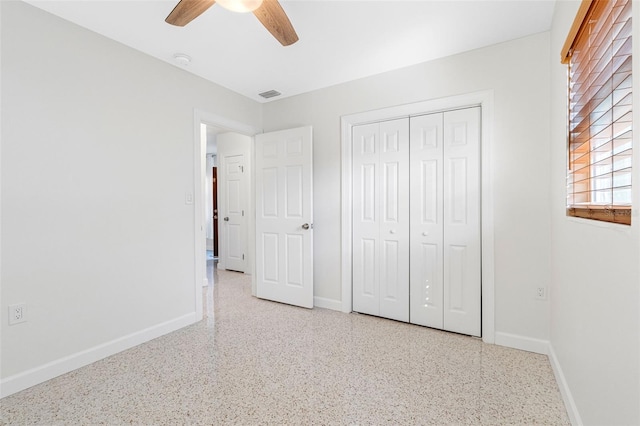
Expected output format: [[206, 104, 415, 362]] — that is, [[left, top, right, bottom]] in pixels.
[[0, 266, 570, 425]]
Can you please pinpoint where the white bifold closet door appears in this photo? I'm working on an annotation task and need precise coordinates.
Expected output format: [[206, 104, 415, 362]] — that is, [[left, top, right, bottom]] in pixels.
[[352, 118, 409, 322], [410, 107, 481, 336], [352, 107, 481, 337]]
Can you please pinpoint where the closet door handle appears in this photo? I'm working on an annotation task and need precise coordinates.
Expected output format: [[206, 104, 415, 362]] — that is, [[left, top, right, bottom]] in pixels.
[[389, 230, 396, 234], [422, 231, 428, 236]]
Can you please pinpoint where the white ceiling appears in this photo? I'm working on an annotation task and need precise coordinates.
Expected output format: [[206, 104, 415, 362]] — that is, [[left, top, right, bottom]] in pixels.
[[24, 0, 557, 103]]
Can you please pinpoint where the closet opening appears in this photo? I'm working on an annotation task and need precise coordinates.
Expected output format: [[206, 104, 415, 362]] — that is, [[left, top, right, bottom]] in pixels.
[[340, 92, 496, 344]]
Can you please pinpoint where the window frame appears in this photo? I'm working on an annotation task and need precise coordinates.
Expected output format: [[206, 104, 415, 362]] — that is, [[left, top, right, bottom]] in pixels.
[[561, 0, 633, 226]]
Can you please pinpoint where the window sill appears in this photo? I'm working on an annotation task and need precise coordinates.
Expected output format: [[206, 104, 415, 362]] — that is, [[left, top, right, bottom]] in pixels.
[[566, 206, 632, 225]]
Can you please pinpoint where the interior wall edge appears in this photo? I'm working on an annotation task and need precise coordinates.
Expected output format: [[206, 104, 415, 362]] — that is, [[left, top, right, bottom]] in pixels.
[[0, 313, 197, 399], [548, 343, 584, 426]]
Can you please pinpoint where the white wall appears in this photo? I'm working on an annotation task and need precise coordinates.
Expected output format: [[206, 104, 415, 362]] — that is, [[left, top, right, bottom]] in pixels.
[[0, 1, 260, 394], [263, 32, 552, 343], [549, 2, 640, 425]]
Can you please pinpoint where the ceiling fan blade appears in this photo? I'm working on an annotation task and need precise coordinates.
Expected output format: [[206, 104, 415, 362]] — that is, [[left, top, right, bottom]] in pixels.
[[166, 0, 216, 27], [253, 0, 299, 46]]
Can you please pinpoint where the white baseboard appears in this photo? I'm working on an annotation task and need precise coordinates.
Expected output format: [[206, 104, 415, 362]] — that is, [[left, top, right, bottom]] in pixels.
[[0, 313, 197, 399], [548, 344, 582, 426], [313, 296, 342, 311], [494, 331, 549, 355]]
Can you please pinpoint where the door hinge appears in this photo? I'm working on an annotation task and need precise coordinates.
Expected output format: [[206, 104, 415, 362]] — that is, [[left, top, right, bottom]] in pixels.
[[242, 210, 244, 216], [241, 166, 244, 172], [213, 178, 216, 183], [242, 254, 245, 260]]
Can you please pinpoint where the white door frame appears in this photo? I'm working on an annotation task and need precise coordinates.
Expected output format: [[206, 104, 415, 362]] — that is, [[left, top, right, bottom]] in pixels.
[[340, 91, 496, 344], [193, 109, 260, 321]]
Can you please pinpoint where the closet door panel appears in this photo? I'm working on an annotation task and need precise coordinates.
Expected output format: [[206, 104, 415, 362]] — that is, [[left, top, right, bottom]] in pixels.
[[353, 109, 480, 334], [352, 123, 380, 316], [443, 107, 481, 337], [410, 113, 444, 328], [379, 119, 409, 322], [414, 242, 441, 319]]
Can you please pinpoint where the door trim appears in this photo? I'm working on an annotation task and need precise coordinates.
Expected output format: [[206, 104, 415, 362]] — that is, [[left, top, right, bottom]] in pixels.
[[340, 91, 496, 344], [193, 109, 260, 321]]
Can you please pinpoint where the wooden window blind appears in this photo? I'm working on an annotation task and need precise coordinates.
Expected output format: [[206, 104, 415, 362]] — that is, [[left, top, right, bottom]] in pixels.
[[562, 0, 633, 225]]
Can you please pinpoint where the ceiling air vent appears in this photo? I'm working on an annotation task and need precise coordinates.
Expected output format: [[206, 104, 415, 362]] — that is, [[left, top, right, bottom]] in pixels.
[[259, 90, 281, 99]]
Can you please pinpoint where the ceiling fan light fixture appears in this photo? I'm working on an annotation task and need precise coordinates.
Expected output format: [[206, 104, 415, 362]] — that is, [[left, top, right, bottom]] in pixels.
[[216, 0, 263, 13], [165, 0, 298, 46]]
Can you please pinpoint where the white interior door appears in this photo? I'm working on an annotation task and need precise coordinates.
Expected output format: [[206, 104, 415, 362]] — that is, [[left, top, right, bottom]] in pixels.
[[443, 107, 481, 336], [379, 119, 409, 321], [352, 118, 409, 322], [352, 122, 379, 316], [409, 108, 481, 336], [255, 126, 313, 308], [410, 113, 444, 329], [223, 154, 246, 272]]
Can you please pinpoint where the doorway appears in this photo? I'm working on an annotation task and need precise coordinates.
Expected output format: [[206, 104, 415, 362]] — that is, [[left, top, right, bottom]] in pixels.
[[204, 126, 219, 285], [193, 111, 260, 321], [212, 166, 218, 257], [205, 151, 218, 258], [194, 113, 315, 322], [202, 126, 252, 275]]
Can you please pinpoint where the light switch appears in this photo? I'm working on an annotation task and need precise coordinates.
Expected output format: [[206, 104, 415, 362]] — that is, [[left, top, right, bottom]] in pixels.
[[185, 191, 194, 205]]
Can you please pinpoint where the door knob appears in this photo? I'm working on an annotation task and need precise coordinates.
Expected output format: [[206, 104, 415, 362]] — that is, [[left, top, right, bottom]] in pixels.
[[302, 223, 311, 230], [224, 217, 229, 221], [390, 230, 396, 234]]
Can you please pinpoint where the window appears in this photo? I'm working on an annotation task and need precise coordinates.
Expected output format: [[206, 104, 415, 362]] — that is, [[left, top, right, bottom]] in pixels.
[[561, 0, 632, 225]]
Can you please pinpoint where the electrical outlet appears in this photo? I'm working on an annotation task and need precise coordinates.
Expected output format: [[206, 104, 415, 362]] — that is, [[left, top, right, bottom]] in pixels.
[[535, 287, 547, 300], [8, 303, 27, 325]]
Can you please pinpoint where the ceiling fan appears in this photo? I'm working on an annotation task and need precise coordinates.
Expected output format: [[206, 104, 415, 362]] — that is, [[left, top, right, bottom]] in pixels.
[[165, 0, 299, 46]]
